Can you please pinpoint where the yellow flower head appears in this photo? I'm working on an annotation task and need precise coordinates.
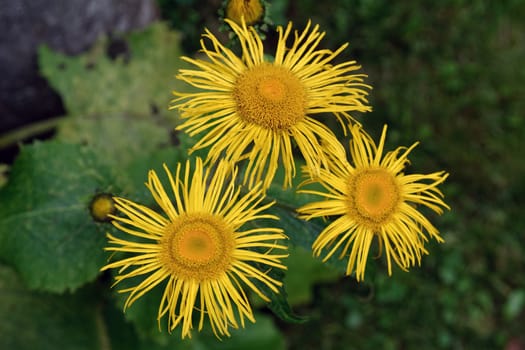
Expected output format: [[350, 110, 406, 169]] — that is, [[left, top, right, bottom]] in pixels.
[[89, 193, 116, 222], [171, 19, 371, 191], [297, 125, 449, 281], [225, 0, 265, 25], [101, 158, 288, 339]]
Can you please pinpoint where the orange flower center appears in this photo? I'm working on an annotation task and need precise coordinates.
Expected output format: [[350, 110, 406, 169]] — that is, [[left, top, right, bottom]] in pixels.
[[161, 213, 235, 280], [347, 169, 400, 228], [233, 63, 306, 130]]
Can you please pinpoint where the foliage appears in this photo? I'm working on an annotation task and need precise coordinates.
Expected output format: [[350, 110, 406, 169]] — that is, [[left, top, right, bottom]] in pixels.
[[0, 0, 524, 348], [0, 262, 284, 350], [0, 21, 309, 348], [0, 141, 116, 292], [38, 22, 183, 120], [0, 264, 103, 350]]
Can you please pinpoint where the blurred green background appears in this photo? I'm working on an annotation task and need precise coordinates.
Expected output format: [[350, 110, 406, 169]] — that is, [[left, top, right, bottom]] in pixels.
[[1, 0, 524, 349]]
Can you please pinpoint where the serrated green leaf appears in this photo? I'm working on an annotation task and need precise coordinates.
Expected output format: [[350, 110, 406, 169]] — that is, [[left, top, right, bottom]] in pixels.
[[39, 22, 185, 119], [0, 264, 102, 350], [0, 141, 117, 292], [55, 114, 174, 172]]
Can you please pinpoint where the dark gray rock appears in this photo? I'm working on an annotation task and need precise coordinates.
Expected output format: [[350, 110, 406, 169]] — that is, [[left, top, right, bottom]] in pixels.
[[0, 0, 159, 136]]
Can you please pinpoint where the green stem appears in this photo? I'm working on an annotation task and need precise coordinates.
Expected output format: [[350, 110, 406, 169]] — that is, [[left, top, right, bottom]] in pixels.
[[96, 303, 112, 350], [0, 117, 65, 150]]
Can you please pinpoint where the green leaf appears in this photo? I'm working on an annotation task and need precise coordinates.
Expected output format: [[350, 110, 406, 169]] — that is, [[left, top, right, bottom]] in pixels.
[[263, 158, 350, 274], [123, 144, 192, 204], [266, 284, 308, 324], [110, 275, 173, 344], [265, 187, 348, 274], [263, 159, 327, 249], [0, 141, 117, 292], [283, 245, 340, 305], [0, 264, 103, 350], [103, 297, 146, 350], [200, 313, 286, 350], [55, 114, 174, 172], [38, 22, 186, 119], [249, 253, 307, 324]]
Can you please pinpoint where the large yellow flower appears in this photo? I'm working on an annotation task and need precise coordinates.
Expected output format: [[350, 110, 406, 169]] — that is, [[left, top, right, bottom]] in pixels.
[[101, 158, 287, 339], [171, 19, 371, 190], [297, 125, 449, 281]]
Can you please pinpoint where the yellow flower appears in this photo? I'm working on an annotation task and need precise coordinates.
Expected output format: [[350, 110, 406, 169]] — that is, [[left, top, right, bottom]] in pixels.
[[89, 193, 116, 222], [225, 0, 264, 25], [297, 125, 449, 281], [171, 19, 371, 191], [101, 158, 287, 339]]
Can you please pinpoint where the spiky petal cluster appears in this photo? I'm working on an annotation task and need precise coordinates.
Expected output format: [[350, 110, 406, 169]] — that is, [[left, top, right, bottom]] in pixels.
[[171, 19, 371, 190], [298, 125, 449, 280], [101, 158, 288, 338]]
